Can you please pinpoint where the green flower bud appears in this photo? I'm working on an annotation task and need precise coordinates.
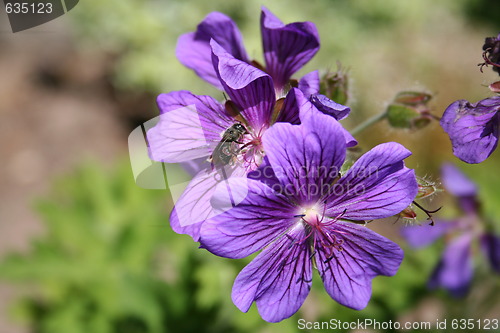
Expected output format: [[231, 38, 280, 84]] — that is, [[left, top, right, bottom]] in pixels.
[[393, 91, 432, 106], [386, 91, 434, 130], [416, 177, 440, 199], [319, 64, 349, 105]]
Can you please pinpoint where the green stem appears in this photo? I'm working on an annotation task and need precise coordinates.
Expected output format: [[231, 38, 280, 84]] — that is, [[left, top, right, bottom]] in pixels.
[[350, 112, 387, 136]]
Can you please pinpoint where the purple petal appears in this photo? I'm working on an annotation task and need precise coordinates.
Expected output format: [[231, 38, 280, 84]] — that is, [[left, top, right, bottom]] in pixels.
[[441, 163, 478, 198], [262, 105, 347, 205], [310, 94, 351, 120], [296, 89, 356, 147], [200, 178, 298, 259], [440, 97, 500, 164], [342, 128, 358, 148], [316, 221, 403, 310], [401, 220, 457, 248], [170, 208, 202, 242], [276, 87, 301, 124], [298, 70, 320, 97], [480, 233, 500, 273], [176, 12, 248, 89], [261, 7, 320, 90], [147, 91, 233, 163], [325, 142, 418, 221], [170, 165, 246, 241], [211, 40, 275, 130], [279, 88, 356, 145], [232, 225, 312, 322], [429, 234, 473, 297], [441, 163, 479, 214], [180, 157, 211, 177], [247, 156, 281, 189]]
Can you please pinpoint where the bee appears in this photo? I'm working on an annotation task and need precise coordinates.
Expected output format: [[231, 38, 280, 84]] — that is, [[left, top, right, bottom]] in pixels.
[[209, 122, 248, 169]]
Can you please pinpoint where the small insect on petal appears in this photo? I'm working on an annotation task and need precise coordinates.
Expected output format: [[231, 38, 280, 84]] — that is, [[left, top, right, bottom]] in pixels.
[[209, 122, 248, 169]]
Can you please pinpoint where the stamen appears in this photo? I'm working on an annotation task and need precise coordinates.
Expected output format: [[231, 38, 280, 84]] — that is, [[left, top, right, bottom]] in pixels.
[[318, 200, 328, 223], [322, 208, 347, 227], [412, 200, 442, 226]]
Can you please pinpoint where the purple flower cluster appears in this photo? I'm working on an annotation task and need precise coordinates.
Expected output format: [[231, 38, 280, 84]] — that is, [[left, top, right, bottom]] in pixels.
[[147, 8, 419, 322], [147, 8, 353, 240], [202, 103, 417, 322], [402, 164, 500, 296]]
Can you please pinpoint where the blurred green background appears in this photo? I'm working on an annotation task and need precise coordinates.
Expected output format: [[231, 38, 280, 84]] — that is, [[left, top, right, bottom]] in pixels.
[[0, 0, 499, 332]]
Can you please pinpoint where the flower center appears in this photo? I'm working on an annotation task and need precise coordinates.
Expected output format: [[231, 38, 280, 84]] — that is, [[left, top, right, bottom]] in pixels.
[[239, 133, 264, 172], [302, 207, 323, 226], [292, 205, 345, 259]]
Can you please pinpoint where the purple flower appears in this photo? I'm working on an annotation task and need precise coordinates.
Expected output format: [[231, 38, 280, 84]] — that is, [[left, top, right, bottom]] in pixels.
[[148, 40, 354, 241], [440, 96, 500, 164], [147, 43, 274, 240], [176, 7, 320, 92], [200, 105, 418, 322], [401, 163, 500, 296]]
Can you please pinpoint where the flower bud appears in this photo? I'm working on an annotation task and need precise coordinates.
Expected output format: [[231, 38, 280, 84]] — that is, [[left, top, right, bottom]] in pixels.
[[386, 91, 434, 130], [319, 65, 349, 105], [397, 205, 418, 224], [416, 177, 440, 199], [393, 91, 432, 106], [489, 81, 500, 94]]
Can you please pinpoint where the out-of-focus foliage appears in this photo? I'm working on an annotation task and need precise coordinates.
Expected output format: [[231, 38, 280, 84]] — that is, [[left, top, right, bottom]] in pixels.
[[463, 0, 500, 30]]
